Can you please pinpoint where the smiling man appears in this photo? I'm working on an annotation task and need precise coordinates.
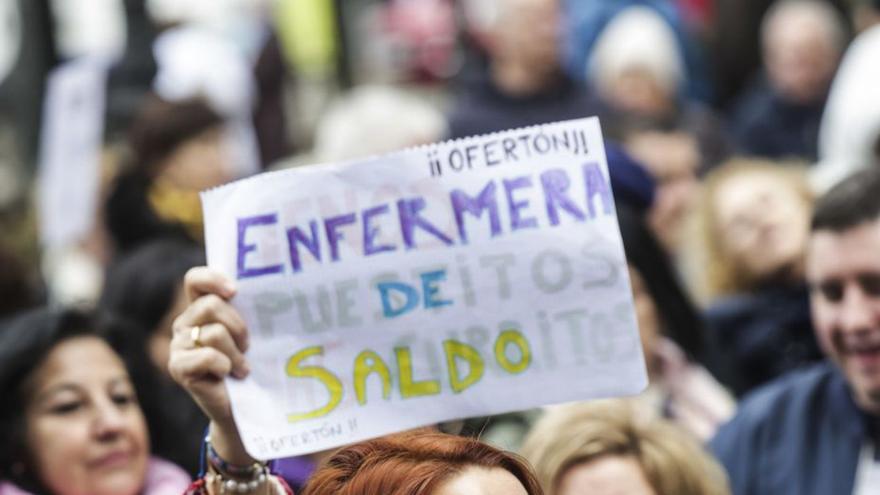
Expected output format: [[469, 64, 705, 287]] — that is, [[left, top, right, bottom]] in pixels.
[[710, 167, 880, 495]]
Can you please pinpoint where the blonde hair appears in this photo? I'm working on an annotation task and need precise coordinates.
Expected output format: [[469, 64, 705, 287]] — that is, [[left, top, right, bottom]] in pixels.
[[520, 400, 730, 495], [688, 158, 813, 302]]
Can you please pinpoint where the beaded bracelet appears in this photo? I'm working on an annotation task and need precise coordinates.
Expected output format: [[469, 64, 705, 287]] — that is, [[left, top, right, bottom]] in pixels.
[[206, 465, 269, 494], [184, 475, 296, 495], [205, 439, 270, 493]]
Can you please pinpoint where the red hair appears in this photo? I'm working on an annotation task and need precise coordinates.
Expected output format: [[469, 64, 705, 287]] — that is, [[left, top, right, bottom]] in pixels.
[[302, 430, 543, 495]]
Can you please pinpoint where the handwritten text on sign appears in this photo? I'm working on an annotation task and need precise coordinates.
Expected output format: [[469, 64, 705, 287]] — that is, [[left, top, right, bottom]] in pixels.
[[201, 118, 648, 459]]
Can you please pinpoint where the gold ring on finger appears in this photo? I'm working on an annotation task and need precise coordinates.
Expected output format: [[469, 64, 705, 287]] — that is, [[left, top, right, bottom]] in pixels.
[[191, 325, 203, 348]]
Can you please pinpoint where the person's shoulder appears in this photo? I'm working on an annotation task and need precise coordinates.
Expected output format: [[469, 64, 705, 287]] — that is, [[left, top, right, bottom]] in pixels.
[[705, 286, 811, 340], [743, 362, 833, 407], [709, 364, 831, 471], [704, 292, 771, 341], [143, 456, 192, 494], [705, 293, 759, 320], [721, 362, 837, 431], [729, 78, 778, 129], [731, 75, 775, 108], [446, 77, 505, 140], [709, 362, 862, 494], [0, 481, 33, 495]]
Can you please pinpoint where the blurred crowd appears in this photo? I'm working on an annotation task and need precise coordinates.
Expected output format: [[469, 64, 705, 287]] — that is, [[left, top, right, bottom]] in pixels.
[[2, 0, 880, 494]]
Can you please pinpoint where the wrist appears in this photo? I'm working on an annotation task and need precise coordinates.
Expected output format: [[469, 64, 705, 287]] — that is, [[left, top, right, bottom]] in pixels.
[[209, 421, 256, 466]]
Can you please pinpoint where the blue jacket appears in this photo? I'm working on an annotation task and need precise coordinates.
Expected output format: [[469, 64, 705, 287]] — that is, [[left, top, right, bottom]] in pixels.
[[710, 362, 874, 495]]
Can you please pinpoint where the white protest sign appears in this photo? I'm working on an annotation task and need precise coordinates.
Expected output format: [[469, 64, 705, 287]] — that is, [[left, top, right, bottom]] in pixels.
[[201, 117, 648, 459]]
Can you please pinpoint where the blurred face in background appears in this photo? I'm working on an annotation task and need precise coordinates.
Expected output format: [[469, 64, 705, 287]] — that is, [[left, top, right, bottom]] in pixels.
[[763, 5, 841, 104], [714, 171, 810, 283], [600, 68, 674, 118], [492, 0, 561, 74], [625, 131, 701, 254], [156, 126, 233, 191], [24, 336, 149, 495], [557, 456, 656, 495]]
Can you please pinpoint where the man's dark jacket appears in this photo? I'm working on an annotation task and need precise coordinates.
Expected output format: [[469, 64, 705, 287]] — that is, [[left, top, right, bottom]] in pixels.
[[711, 362, 876, 495]]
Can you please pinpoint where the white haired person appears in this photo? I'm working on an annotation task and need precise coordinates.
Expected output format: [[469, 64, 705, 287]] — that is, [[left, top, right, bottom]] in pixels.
[[588, 5, 731, 172], [312, 85, 447, 163], [447, 0, 599, 139], [730, 0, 846, 161]]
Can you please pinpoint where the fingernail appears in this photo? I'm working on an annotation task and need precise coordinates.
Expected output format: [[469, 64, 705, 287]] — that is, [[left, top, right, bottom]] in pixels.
[[236, 362, 251, 379], [223, 281, 237, 296]]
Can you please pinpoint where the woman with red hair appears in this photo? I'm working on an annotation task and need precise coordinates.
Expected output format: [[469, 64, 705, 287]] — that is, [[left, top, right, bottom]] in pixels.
[[302, 430, 542, 495]]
